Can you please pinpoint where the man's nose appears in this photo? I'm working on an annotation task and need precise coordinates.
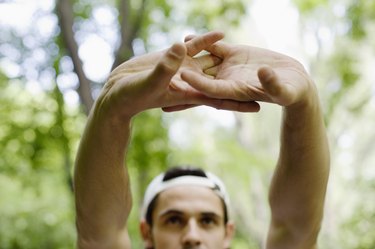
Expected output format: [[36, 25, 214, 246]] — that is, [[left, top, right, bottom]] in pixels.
[[181, 219, 202, 247]]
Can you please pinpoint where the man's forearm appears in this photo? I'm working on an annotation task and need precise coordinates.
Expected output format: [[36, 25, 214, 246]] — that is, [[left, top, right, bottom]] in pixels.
[[74, 104, 133, 246], [267, 87, 330, 247]]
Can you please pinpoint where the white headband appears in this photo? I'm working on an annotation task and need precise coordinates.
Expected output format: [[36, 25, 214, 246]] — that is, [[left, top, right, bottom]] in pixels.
[[141, 172, 230, 220]]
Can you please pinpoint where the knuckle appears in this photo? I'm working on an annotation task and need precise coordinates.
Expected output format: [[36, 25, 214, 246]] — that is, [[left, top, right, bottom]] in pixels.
[[156, 60, 176, 75]]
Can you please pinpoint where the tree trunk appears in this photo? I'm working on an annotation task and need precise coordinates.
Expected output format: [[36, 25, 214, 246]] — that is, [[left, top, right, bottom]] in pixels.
[[111, 0, 148, 69], [55, 0, 94, 114]]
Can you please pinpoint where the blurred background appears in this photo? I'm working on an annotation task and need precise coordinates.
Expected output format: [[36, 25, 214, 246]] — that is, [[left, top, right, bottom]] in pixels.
[[0, 0, 374, 248]]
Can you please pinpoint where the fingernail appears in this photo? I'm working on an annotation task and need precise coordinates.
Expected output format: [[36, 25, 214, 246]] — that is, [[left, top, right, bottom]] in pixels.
[[169, 43, 185, 59], [259, 67, 273, 82]]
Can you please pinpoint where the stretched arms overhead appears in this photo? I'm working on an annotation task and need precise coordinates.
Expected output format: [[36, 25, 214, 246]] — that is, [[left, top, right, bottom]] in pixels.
[[73, 32, 329, 249], [73, 32, 259, 249]]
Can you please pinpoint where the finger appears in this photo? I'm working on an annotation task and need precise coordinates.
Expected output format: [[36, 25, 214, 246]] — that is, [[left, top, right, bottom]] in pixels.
[[181, 70, 229, 98], [206, 99, 260, 112], [203, 65, 219, 76], [163, 100, 260, 113], [194, 54, 222, 70], [185, 31, 224, 57], [258, 66, 296, 106], [149, 43, 186, 87], [184, 34, 196, 43], [162, 104, 198, 112], [203, 41, 231, 58]]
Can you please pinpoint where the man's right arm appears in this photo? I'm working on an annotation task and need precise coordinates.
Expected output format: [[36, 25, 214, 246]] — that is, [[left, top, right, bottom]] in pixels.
[[74, 108, 133, 249], [73, 42, 190, 249], [73, 32, 259, 249]]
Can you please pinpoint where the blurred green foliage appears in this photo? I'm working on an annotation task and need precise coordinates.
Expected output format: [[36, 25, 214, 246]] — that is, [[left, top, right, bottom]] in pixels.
[[292, 0, 375, 248], [0, 79, 79, 248], [1, 0, 375, 248], [292, 0, 328, 13]]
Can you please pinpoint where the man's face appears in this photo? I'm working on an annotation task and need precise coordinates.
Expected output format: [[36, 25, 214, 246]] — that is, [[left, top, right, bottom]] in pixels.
[[141, 185, 234, 249]]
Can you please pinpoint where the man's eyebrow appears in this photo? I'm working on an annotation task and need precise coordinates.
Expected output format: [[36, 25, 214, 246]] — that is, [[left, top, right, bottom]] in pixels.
[[200, 212, 222, 218], [158, 209, 184, 217], [158, 210, 223, 219]]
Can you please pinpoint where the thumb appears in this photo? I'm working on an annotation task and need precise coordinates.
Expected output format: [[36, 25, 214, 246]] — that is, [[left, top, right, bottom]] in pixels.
[[258, 66, 295, 106], [149, 43, 186, 86], [258, 66, 281, 96]]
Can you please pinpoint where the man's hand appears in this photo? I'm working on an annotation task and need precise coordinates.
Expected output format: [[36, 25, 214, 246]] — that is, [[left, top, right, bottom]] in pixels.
[[96, 32, 260, 121], [180, 40, 314, 108], [180, 37, 329, 249]]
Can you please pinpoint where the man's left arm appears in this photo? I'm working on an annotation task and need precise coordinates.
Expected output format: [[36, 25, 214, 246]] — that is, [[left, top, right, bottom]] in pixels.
[[265, 75, 330, 249], [180, 43, 330, 248]]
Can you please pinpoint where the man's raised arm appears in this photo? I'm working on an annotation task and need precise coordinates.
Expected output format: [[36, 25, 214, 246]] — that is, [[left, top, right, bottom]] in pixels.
[[181, 42, 330, 248], [73, 32, 259, 249], [262, 68, 330, 249]]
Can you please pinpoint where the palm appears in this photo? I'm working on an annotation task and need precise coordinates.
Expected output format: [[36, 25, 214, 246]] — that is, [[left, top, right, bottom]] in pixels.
[[213, 46, 267, 101], [183, 43, 312, 107]]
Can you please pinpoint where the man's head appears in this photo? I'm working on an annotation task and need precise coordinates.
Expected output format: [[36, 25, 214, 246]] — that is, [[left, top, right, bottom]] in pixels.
[[140, 166, 234, 249]]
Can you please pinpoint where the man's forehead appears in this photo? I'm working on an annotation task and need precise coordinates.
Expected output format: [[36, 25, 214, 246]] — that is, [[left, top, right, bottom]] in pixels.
[[158, 185, 222, 198], [155, 185, 224, 215]]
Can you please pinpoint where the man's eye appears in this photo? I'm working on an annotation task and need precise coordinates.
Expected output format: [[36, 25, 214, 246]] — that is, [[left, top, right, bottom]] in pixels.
[[166, 216, 183, 225], [200, 217, 215, 226]]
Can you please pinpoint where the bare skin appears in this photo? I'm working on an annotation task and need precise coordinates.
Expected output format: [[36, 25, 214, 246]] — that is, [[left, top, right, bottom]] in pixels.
[[140, 186, 234, 249], [74, 31, 329, 249], [180, 38, 330, 249], [74, 32, 257, 249]]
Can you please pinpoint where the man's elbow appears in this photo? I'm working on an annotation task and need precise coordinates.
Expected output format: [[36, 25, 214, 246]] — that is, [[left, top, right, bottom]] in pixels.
[[267, 218, 322, 249], [77, 231, 130, 249]]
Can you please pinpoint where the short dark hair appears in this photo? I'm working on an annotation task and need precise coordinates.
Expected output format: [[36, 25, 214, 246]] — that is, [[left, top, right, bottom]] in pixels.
[[145, 165, 229, 226]]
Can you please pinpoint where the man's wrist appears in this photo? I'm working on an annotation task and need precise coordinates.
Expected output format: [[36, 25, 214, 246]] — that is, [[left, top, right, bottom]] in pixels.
[[283, 82, 323, 128], [89, 94, 134, 131]]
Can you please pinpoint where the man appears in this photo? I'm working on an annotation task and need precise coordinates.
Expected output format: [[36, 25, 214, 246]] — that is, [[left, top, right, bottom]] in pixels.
[[73, 31, 330, 249], [140, 165, 234, 249]]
